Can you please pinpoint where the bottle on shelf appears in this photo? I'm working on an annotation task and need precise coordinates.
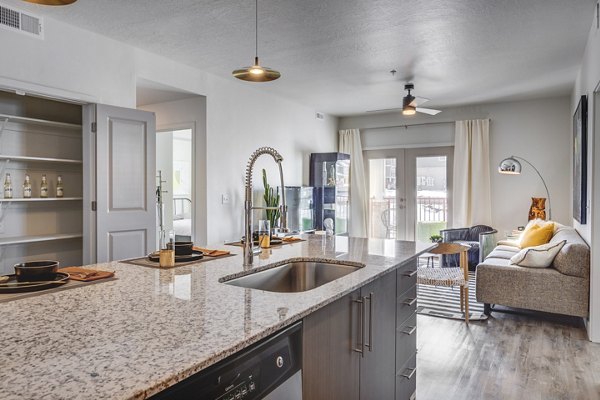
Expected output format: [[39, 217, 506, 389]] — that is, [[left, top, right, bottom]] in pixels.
[[23, 174, 32, 198], [40, 174, 48, 198], [56, 175, 64, 198], [4, 173, 13, 199]]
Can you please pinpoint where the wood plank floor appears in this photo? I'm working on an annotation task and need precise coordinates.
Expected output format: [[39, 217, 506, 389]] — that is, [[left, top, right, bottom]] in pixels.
[[417, 310, 600, 400]]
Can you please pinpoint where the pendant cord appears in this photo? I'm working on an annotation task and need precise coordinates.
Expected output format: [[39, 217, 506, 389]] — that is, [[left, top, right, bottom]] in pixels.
[[255, 0, 258, 58]]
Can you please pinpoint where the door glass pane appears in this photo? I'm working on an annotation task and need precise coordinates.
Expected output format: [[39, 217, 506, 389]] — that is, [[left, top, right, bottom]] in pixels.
[[415, 156, 448, 242], [368, 158, 396, 239], [156, 128, 193, 243]]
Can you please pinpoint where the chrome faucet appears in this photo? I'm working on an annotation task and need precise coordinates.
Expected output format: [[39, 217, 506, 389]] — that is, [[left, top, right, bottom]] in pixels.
[[244, 147, 288, 266]]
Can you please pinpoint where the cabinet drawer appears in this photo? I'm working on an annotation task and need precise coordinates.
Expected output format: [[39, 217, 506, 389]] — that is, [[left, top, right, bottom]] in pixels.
[[397, 261, 417, 296], [396, 353, 417, 400], [396, 312, 417, 368], [396, 285, 417, 325]]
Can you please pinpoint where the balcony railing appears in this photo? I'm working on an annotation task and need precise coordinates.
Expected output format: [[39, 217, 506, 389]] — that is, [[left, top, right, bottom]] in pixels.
[[369, 196, 448, 239], [417, 196, 446, 222]]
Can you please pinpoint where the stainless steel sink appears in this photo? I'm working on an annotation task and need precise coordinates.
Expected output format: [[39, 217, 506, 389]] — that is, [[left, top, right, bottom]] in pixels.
[[222, 260, 364, 293]]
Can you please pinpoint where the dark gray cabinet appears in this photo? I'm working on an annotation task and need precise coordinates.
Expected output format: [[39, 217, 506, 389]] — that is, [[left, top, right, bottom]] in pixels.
[[302, 289, 361, 400], [395, 258, 418, 400], [359, 273, 397, 399], [303, 258, 418, 400]]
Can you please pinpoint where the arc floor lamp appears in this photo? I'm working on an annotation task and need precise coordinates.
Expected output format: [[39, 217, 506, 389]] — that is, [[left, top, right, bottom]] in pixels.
[[498, 155, 551, 220]]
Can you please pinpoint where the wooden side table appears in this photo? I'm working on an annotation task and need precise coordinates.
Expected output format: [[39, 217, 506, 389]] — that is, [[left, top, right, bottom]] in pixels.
[[418, 242, 472, 323]]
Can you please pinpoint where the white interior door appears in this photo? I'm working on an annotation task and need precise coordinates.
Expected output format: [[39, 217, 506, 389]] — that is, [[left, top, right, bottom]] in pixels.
[[95, 104, 156, 262]]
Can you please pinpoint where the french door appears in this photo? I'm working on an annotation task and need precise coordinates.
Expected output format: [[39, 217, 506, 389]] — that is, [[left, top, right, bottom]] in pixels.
[[364, 147, 453, 241]]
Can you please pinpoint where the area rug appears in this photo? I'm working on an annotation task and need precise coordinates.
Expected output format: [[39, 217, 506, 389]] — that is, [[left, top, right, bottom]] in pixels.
[[417, 271, 488, 321]]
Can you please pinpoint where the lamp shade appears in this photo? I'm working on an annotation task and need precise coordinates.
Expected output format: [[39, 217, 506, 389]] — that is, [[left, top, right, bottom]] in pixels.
[[22, 0, 77, 4], [498, 157, 522, 174]]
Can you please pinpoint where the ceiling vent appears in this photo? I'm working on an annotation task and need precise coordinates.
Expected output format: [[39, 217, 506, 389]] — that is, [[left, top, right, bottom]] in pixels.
[[315, 112, 325, 120], [0, 3, 43, 39]]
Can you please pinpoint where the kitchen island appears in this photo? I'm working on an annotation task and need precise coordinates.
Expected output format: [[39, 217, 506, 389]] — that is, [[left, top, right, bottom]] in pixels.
[[0, 235, 432, 399]]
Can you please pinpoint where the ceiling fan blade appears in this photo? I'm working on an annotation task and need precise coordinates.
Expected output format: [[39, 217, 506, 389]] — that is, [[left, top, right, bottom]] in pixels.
[[366, 108, 402, 113], [409, 96, 430, 107], [416, 107, 442, 115]]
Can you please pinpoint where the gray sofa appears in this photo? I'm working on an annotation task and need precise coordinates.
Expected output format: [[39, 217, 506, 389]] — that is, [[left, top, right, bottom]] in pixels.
[[476, 225, 590, 318]]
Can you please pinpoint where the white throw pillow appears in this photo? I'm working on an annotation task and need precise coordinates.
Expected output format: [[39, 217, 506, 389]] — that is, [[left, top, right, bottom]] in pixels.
[[510, 240, 566, 268]]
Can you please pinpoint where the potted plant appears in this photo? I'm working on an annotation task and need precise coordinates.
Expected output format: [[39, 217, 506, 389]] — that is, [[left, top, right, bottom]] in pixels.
[[262, 169, 281, 231], [430, 234, 443, 243]]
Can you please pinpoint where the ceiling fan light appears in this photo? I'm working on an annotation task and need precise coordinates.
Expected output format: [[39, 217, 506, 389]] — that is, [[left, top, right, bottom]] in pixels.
[[402, 94, 417, 116], [402, 105, 416, 116]]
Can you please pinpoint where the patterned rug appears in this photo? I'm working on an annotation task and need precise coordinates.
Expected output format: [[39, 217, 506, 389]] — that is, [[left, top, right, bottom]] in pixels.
[[417, 271, 488, 321]]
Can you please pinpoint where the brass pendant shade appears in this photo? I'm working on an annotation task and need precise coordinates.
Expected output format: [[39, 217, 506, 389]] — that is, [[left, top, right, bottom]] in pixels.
[[232, 0, 281, 82], [22, 0, 77, 5], [233, 57, 281, 82]]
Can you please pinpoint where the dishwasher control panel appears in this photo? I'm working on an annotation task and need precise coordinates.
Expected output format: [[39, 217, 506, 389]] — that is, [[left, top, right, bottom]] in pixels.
[[150, 322, 301, 400]]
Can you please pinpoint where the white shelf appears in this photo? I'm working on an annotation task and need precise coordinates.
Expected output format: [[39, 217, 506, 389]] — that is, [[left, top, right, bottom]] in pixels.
[[0, 233, 83, 246], [0, 155, 83, 164], [0, 197, 83, 203], [0, 114, 81, 130]]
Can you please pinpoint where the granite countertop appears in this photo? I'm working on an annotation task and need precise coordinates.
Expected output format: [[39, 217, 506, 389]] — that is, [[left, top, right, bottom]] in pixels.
[[0, 235, 433, 400]]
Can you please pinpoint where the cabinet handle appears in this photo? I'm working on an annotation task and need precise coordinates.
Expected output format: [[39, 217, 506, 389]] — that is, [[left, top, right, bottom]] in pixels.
[[366, 292, 374, 352], [401, 367, 417, 380], [403, 270, 417, 277], [403, 298, 417, 306], [352, 297, 365, 357], [402, 326, 417, 336]]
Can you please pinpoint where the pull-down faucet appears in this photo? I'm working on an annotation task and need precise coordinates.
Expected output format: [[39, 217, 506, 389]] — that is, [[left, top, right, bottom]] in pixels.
[[244, 147, 288, 266]]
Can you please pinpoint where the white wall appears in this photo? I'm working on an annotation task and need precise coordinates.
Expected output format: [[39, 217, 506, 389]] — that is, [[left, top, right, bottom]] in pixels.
[[340, 96, 572, 239], [0, 15, 338, 245], [572, 2, 600, 342]]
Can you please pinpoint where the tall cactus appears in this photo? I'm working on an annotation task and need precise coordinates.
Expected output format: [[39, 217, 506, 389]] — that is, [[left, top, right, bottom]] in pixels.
[[262, 169, 281, 228]]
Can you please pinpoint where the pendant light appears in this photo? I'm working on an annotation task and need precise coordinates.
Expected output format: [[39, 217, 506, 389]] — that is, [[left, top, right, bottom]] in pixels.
[[22, 0, 77, 5], [232, 0, 281, 82]]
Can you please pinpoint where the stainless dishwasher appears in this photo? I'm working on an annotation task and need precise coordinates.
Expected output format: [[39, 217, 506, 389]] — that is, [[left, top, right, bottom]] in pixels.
[[151, 322, 302, 400]]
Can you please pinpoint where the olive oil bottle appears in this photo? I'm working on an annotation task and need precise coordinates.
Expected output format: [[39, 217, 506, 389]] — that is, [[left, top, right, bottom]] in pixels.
[[3, 173, 12, 199], [56, 175, 64, 198], [40, 174, 48, 198], [23, 174, 32, 198]]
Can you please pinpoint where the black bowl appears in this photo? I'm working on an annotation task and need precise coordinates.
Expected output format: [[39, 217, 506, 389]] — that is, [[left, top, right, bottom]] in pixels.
[[167, 241, 194, 256], [14, 261, 59, 282]]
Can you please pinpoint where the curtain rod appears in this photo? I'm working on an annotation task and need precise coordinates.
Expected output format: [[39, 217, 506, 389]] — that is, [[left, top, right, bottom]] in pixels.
[[362, 121, 455, 130]]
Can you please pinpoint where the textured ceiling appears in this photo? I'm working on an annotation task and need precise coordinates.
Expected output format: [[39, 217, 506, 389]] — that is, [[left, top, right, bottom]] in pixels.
[[7, 0, 596, 116]]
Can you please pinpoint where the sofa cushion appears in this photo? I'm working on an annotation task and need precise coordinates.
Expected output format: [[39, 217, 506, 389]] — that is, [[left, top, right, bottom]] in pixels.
[[497, 239, 520, 248], [550, 228, 590, 278], [495, 244, 521, 252], [519, 223, 554, 248], [479, 257, 511, 267], [486, 247, 519, 260], [510, 240, 566, 268]]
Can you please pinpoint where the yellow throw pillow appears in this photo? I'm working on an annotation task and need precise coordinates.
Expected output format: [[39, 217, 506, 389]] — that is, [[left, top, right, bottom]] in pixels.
[[519, 223, 554, 248]]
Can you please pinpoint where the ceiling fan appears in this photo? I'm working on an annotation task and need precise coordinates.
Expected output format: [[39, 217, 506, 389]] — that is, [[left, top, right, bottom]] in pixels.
[[368, 82, 442, 116]]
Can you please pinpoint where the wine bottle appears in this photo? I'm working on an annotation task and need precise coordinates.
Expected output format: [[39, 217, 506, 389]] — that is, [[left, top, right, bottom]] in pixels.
[[40, 174, 48, 198], [4, 173, 12, 199], [23, 174, 32, 198], [56, 175, 64, 198]]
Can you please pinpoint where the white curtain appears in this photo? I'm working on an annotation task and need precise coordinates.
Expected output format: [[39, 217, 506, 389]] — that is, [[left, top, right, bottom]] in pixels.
[[452, 119, 492, 227], [339, 129, 368, 237]]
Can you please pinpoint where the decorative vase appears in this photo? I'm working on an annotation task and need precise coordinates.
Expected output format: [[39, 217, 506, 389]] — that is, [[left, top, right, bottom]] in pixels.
[[528, 197, 547, 221]]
